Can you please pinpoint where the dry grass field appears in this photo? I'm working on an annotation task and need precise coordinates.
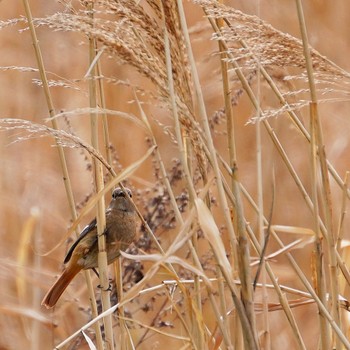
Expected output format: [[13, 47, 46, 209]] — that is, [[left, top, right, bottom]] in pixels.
[[1, 1, 350, 349]]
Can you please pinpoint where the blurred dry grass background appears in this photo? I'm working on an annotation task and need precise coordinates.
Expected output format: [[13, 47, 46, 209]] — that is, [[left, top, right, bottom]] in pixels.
[[1, 0, 350, 349]]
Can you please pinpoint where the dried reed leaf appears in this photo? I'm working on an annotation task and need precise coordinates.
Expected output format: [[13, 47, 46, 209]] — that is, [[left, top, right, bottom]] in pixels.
[[250, 238, 313, 267], [121, 251, 212, 286], [271, 225, 315, 236], [82, 330, 97, 350], [340, 239, 350, 248], [194, 198, 232, 276], [48, 107, 149, 132], [118, 314, 190, 341]]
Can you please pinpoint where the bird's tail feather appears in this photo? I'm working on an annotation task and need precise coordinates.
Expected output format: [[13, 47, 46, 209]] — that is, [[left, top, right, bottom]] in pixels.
[[41, 264, 81, 309]]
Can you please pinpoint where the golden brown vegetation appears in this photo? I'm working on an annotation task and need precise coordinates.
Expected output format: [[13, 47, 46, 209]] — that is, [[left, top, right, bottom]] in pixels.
[[1, 1, 350, 349]]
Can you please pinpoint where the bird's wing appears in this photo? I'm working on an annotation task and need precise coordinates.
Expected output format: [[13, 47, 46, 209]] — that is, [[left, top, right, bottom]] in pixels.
[[63, 218, 97, 264]]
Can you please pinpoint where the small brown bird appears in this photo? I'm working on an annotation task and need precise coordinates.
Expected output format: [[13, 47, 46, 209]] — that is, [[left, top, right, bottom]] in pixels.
[[41, 187, 136, 309]]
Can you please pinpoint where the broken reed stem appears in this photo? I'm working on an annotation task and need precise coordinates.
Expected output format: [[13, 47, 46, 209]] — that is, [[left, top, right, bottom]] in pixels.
[[21, 1, 104, 348], [86, 3, 114, 349], [309, 103, 329, 350]]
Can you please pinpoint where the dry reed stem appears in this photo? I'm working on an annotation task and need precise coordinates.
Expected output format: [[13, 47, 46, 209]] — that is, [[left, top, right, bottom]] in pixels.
[[86, 2, 114, 348], [215, 3, 245, 347], [295, 1, 339, 348]]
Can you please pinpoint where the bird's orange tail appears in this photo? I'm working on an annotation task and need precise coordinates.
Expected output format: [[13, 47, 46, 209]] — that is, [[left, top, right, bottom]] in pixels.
[[41, 264, 81, 309]]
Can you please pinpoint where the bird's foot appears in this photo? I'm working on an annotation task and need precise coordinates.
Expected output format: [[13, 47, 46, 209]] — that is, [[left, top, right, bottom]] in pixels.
[[97, 282, 112, 292]]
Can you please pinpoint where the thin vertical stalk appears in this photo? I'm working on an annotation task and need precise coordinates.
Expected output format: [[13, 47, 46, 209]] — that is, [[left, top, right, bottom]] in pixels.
[[254, 3, 270, 348], [21, 1, 104, 348], [87, 3, 114, 349], [21, 0, 74, 214], [96, 61, 113, 167], [295, 1, 339, 348], [114, 260, 128, 350], [255, 104, 270, 350], [216, 2, 235, 346], [31, 209, 41, 350], [95, 41, 126, 350], [17, 210, 41, 348]]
